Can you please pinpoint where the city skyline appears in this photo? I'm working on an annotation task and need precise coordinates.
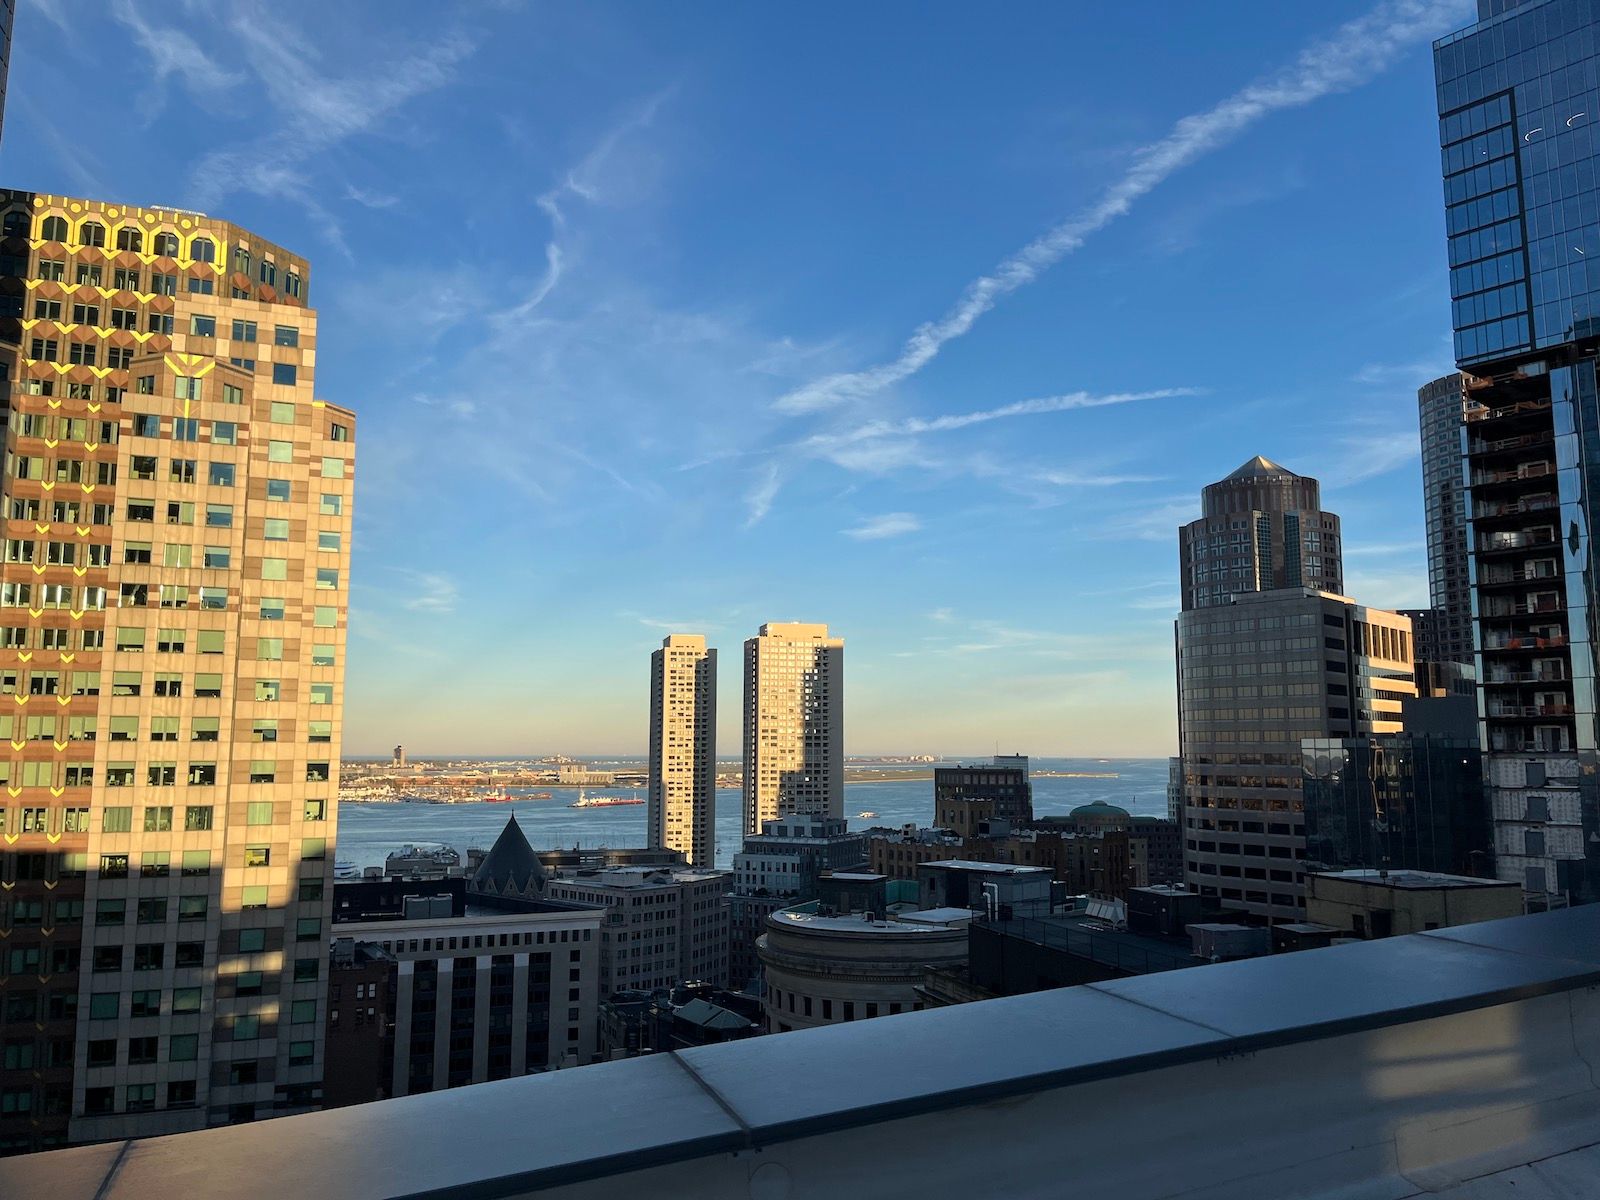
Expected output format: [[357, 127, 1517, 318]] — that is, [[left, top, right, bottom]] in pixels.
[[3, 1, 1473, 756]]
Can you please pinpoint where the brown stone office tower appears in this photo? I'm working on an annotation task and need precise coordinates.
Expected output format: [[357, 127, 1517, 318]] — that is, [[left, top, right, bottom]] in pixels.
[[0, 194, 354, 1152]]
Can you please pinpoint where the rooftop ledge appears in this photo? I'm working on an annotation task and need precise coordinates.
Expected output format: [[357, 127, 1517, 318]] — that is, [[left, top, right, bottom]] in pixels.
[[6, 907, 1599, 1200]]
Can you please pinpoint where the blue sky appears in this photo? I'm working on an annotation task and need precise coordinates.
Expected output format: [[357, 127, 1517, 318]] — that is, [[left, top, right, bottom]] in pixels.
[[8, 0, 1474, 757]]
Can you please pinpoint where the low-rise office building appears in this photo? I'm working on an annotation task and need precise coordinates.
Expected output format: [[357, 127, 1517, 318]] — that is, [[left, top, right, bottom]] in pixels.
[[465, 815, 731, 995], [726, 814, 867, 990], [542, 867, 732, 994], [933, 758, 1034, 837], [326, 893, 604, 1101], [757, 906, 969, 1033], [917, 860, 1053, 918], [1306, 869, 1523, 939]]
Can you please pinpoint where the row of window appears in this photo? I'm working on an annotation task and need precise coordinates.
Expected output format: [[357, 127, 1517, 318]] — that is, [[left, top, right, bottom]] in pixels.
[[6, 213, 306, 298]]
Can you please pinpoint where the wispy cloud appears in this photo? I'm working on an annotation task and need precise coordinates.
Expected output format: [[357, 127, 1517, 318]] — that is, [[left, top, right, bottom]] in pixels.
[[798, 387, 1196, 477], [343, 184, 401, 209], [187, 9, 477, 246], [843, 512, 922, 541], [398, 572, 460, 615], [1353, 358, 1455, 386], [110, 0, 242, 111], [774, 0, 1468, 415], [744, 463, 782, 528], [1345, 540, 1426, 557]]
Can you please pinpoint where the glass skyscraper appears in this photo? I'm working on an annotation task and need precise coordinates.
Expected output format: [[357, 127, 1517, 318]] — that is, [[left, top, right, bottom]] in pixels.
[[1435, 0, 1600, 906]]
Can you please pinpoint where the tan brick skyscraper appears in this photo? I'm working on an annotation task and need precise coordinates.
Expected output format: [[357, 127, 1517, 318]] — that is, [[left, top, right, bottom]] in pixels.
[[648, 634, 716, 868], [0, 193, 354, 1152], [742, 623, 843, 837]]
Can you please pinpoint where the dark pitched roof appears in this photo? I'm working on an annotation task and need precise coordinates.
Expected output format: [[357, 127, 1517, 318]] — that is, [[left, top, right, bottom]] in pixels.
[[471, 814, 546, 897]]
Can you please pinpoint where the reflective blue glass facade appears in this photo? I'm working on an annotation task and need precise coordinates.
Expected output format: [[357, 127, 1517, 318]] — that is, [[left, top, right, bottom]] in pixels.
[[1437, 0, 1600, 365], [1437, 0, 1600, 907]]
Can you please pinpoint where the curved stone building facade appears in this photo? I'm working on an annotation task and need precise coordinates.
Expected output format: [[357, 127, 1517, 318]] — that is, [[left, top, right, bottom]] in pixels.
[[756, 908, 968, 1034]]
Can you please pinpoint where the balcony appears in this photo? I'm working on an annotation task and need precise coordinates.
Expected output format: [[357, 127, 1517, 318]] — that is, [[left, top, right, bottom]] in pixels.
[[1486, 703, 1575, 719], [1478, 596, 1564, 617], [1477, 529, 1557, 555], [1470, 495, 1559, 522], [1466, 429, 1554, 459], [1470, 461, 1555, 488], [1481, 633, 1568, 652], [4, 909, 1599, 1200]]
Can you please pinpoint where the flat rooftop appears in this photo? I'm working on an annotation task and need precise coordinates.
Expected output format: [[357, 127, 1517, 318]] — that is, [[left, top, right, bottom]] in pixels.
[[895, 907, 976, 926], [8, 907, 1595, 1199], [922, 860, 1052, 876], [1312, 869, 1521, 891], [770, 910, 967, 935]]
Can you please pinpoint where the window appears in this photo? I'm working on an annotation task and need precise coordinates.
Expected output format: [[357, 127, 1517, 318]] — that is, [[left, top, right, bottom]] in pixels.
[[261, 557, 288, 580], [249, 762, 276, 784], [181, 850, 211, 876], [222, 383, 244, 405], [136, 898, 167, 924], [316, 568, 339, 590], [212, 421, 237, 445], [312, 645, 335, 667], [233, 1014, 260, 1041], [242, 886, 268, 911], [153, 231, 179, 256], [257, 637, 283, 660], [192, 237, 215, 262], [272, 363, 297, 386], [270, 401, 295, 424], [263, 518, 290, 540], [209, 462, 235, 486], [200, 586, 227, 610], [79, 220, 106, 248], [125, 540, 153, 564], [203, 545, 230, 569], [184, 805, 213, 831], [142, 805, 173, 832], [310, 683, 333, 705], [318, 531, 341, 552], [89, 993, 119, 1020], [174, 417, 199, 441], [238, 928, 266, 953], [178, 895, 208, 921], [103, 806, 133, 832], [259, 597, 284, 620], [169, 1034, 198, 1063], [172, 987, 202, 1013], [267, 479, 291, 501], [232, 319, 258, 342], [246, 800, 274, 824], [206, 503, 233, 527], [320, 493, 343, 516], [190, 315, 216, 337], [267, 440, 293, 463], [195, 675, 223, 698], [197, 630, 225, 655], [320, 456, 346, 479]]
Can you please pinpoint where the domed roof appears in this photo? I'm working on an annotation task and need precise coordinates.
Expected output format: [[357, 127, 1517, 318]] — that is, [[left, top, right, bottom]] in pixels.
[[1069, 800, 1131, 820], [470, 814, 546, 897]]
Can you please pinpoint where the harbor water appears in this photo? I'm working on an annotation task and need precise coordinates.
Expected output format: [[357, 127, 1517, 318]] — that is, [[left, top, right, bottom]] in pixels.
[[336, 757, 1171, 872]]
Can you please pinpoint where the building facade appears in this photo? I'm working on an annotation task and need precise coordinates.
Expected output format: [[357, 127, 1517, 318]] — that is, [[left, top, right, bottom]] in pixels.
[[0, 194, 352, 1153], [647, 634, 716, 868], [1434, 0, 1600, 907], [757, 907, 967, 1034], [725, 813, 867, 990], [327, 904, 603, 1098], [1306, 869, 1523, 938], [1178, 456, 1342, 611], [1176, 588, 1416, 920], [741, 622, 843, 836], [541, 867, 731, 994], [1417, 372, 1477, 667], [1301, 735, 1492, 878], [932, 759, 1033, 836]]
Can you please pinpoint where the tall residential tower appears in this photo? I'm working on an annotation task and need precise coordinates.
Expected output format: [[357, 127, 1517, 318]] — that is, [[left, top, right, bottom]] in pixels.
[[741, 623, 843, 837], [647, 634, 716, 868], [1434, 0, 1600, 907], [0, 194, 354, 1153]]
